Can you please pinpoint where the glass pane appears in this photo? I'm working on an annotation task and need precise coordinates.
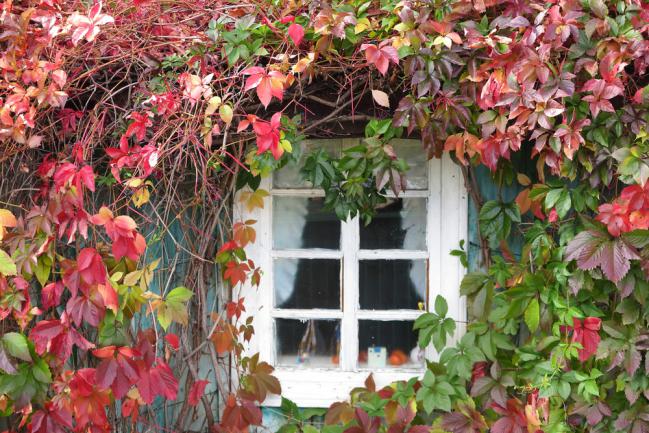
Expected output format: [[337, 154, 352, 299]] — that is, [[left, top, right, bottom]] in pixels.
[[359, 260, 426, 310], [391, 139, 428, 190], [273, 196, 340, 250], [273, 139, 342, 188], [274, 259, 340, 309], [358, 320, 423, 369], [360, 198, 426, 250], [276, 319, 340, 367]]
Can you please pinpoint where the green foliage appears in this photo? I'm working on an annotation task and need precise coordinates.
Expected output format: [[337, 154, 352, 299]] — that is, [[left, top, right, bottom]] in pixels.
[[479, 200, 520, 245], [413, 295, 456, 352], [302, 120, 408, 223]]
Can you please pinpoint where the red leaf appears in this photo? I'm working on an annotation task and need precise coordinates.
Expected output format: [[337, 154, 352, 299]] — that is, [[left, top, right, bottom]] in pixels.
[[226, 297, 246, 319], [572, 317, 602, 361], [41, 281, 64, 310], [69, 368, 111, 428], [124, 112, 152, 142], [215, 394, 263, 433], [93, 346, 141, 399], [29, 313, 95, 362], [164, 333, 179, 350], [224, 261, 250, 287], [566, 230, 639, 283], [90, 207, 146, 261], [596, 202, 632, 236], [242, 68, 286, 108], [288, 23, 305, 46], [188, 379, 209, 406], [490, 399, 527, 433], [30, 402, 73, 433], [345, 408, 381, 433], [361, 42, 399, 76], [135, 357, 179, 404]]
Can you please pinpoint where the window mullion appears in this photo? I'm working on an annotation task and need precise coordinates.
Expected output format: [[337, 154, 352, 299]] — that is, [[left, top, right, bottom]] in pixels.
[[426, 157, 442, 361], [259, 176, 274, 365], [341, 139, 360, 372]]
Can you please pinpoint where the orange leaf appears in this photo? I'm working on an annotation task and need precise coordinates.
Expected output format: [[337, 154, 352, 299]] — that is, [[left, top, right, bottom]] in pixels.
[[210, 321, 236, 354], [0, 209, 17, 241]]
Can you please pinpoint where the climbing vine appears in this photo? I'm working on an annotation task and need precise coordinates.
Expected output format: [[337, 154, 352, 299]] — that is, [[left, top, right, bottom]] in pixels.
[[0, 0, 648, 432]]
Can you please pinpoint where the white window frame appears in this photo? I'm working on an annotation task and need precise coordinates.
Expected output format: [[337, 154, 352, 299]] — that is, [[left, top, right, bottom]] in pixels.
[[234, 139, 468, 408]]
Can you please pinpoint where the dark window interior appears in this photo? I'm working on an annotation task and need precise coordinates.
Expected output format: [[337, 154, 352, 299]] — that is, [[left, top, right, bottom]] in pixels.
[[276, 197, 422, 365]]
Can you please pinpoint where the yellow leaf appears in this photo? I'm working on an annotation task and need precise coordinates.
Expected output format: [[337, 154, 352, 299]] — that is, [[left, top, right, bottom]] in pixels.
[[142, 291, 161, 302], [0, 209, 17, 241], [239, 189, 269, 212], [391, 36, 411, 49], [205, 96, 222, 116], [279, 139, 292, 153], [219, 104, 233, 124], [125, 178, 144, 188], [123, 270, 143, 287], [517, 173, 532, 186], [354, 18, 371, 34], [140, 258, 159, 290], [131, 186, 150, 208]]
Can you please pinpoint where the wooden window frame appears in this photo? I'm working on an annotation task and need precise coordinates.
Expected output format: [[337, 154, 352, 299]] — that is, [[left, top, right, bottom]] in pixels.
[[234, 139, 468, 407]]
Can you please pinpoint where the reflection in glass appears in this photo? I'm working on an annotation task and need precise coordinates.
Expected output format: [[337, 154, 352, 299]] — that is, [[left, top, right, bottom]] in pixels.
[[358, 320, 422, 369], [274, 259, 340, 309], [391, 139, 428, 190], [273, 196, 340, 250], [275, 319, 340, 367], [273, 139, 342, 188], [360, 198, 426, 250], [359, 260, 426, 310]]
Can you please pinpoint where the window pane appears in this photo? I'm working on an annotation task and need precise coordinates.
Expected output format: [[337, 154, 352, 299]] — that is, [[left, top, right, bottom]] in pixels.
[[274, 259, 340, 309], [359, 260, 426, 310], [273, 196, 340, 250], [391, 139, 428, 190], [276, 319, 340, 368], [358, 320, 423, 369], [360, 198, 426, 250], [273, 139, 342, 188]]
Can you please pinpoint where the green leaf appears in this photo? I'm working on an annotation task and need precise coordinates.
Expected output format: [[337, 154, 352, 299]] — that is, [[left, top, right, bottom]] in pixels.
[[524, 298, 540, 332], [555, 190, 572, 218], [434, 295, 448, 317], [460, 272, 488, 296], [280, 397, 302, 421], [2, 333, 31, 362], [277, 425, 298, 433], [303, 425, 320, 433], [544, 188, 563, 209], [0, 249, 17, 276], [34, 256, 51, 287], [157, 286, 194, 331]]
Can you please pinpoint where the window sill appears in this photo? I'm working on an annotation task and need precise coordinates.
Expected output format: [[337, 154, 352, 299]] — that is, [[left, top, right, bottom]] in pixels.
[[263, 368, 424, 408]]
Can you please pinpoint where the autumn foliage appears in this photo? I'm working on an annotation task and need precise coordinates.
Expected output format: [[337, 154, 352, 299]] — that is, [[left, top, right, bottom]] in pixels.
[[0, 0, 648, 432]]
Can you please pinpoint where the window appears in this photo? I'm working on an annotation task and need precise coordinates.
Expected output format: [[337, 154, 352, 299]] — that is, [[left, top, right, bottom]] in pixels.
[[235, 138, 468, 407]]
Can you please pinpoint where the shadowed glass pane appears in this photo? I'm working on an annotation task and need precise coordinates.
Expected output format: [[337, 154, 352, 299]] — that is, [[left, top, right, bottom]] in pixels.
[[360, 198, 426, 250], [276, 319, 340, 368], [359, 260, 426, 310], [358, 320, 423, 369], [391, 139, 428, 190], [273, 196, 340, 250], [274, 258, 340, 309], [273, 139, 342, 188]]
